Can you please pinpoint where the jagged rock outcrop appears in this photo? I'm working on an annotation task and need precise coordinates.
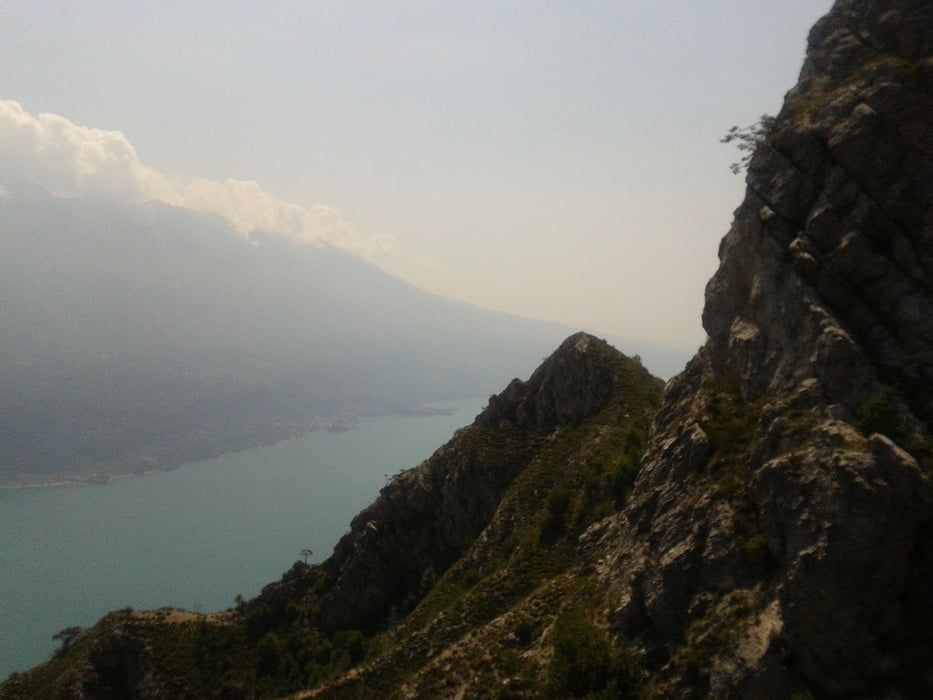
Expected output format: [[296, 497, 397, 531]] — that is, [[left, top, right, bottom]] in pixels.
[[306, 335, 663, 698], [477, 331, 618, 432], [586, 1, 933, 696], [319, 332, 646, 631]]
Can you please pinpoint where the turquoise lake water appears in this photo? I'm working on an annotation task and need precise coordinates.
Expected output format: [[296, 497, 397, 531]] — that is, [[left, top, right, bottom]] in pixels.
[[0, 398, 484, 679]]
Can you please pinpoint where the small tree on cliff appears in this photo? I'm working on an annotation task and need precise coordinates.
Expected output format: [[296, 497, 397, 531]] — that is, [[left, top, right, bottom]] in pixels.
[[52, 626, 83, 658], [721, 114, 776, 174], [300, 548, 313, 564]]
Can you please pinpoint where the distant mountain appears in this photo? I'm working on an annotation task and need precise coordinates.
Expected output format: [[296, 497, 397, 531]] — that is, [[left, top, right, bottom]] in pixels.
[[0, 185, 610, 485]]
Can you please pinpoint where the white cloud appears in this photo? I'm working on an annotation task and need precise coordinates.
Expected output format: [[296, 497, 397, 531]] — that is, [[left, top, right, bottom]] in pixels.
[[0, 99, 391, 257]]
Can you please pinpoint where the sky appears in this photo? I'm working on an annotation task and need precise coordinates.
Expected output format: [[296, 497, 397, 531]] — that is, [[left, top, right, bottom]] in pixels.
[[0, 0, 834, 353]]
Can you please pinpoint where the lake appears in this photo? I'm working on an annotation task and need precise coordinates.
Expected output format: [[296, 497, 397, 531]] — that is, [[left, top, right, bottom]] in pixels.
[[0, 398, 484, 679]]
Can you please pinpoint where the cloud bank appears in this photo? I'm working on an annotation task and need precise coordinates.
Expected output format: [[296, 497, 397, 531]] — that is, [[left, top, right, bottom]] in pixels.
[[0, 99, 392, 257]]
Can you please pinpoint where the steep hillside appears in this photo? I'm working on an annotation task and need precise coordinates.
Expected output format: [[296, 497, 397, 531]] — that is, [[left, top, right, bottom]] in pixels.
[[0, 333, 664, 698], [2, 0, 931, 698]]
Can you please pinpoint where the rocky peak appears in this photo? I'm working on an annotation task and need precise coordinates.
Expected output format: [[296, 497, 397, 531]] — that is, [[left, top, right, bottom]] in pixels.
[[704, 0, 933, 420], [475, 331, 621, 432], [317, 331, 650, 632]]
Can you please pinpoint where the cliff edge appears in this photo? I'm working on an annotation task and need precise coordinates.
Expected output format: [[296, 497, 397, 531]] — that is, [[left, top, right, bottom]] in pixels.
[[590, 1, 933, 695]]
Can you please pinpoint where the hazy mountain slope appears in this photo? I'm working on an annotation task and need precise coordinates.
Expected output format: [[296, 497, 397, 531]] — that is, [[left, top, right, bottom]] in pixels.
[[0, 185, 580, 484]]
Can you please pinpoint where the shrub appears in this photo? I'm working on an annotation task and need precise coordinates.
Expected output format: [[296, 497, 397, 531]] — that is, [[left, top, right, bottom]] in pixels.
[[51, 626, 83, 658], [539, 488, 573, 545], [256, 633, 285, 677], [857, 386, 933, 474], [857, 387, 908, 439], [721, 114, 777, 174], [547, 608, 641, 697]]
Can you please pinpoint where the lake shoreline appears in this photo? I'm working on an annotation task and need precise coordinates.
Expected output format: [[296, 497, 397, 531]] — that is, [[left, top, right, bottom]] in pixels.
[[0, 420, 349, 491], [0, 402, 466, 491], [0, 398, 485, 681]]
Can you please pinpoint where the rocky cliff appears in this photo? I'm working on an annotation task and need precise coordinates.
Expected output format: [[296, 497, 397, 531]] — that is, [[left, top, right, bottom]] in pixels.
[[2, 1, 931, 698], [318, 332, 648, 633], [590, 1, 933, 695]]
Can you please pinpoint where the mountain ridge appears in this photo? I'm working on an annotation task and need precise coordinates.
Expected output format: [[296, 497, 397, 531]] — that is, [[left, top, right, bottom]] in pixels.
[[2, 0, 931, 697], [2, 186, 687, 487], [1, 332, 665, 698]]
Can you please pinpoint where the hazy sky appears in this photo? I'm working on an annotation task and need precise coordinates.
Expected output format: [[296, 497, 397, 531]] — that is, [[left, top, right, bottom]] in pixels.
[[1, 1, 833, 352]]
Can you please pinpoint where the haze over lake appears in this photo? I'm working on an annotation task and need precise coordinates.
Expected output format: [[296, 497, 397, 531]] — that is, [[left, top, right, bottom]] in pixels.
[[0, 399, 483, 680]]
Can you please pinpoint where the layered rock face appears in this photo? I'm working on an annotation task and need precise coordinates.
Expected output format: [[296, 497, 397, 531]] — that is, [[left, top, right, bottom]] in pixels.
[[591, 1, 933, 695]]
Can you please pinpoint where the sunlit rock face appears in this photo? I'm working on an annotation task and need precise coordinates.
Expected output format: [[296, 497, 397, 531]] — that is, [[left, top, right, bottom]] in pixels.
[[592, 1, 933, 696]]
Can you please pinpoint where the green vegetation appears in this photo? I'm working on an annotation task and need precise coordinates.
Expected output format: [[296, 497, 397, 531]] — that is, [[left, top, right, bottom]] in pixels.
[[548, 607, 642, 698], [857, 386, 933, 475], [701, 377, 763, 496], [50, 627, 83, 659], [699, 376, 776, 577], [721, 114, 777, 174], [858, 386, 909, 439], [539, 488, 573, 545]]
